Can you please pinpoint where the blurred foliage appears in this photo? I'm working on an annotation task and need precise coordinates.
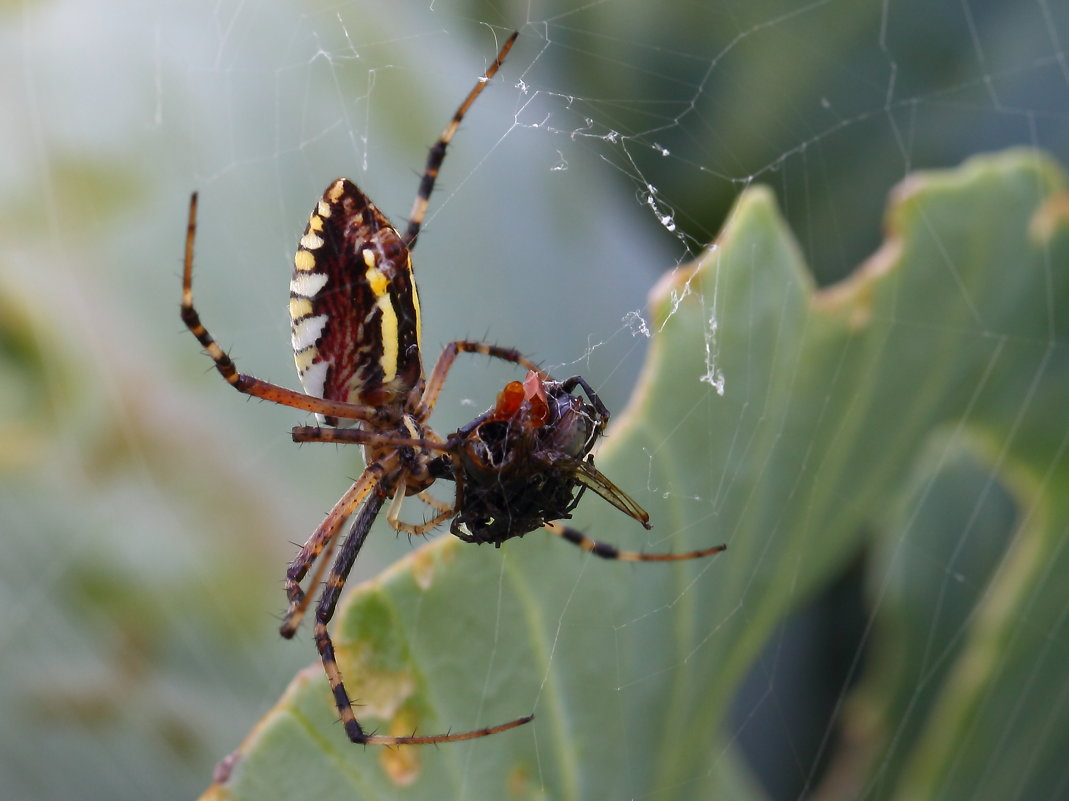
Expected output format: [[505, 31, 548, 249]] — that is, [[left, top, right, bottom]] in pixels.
[[3, 1, 1068, 799], [461, 0, 1069, 284]]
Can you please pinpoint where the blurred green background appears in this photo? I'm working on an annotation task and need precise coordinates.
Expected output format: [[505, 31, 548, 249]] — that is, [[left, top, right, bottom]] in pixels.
[[3, 1, 1068, 799]]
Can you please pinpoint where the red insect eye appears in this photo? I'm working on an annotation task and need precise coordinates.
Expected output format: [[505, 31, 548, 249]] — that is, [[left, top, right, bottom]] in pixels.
[[523, 371, 550, 427], [493, 380, 525, 420]]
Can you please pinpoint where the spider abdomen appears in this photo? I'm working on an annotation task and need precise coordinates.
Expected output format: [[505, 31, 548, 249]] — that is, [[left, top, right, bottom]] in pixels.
[[290, 178, 424, 423]]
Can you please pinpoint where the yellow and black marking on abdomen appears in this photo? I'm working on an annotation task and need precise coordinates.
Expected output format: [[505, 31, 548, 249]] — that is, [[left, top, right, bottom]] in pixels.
[[290, 179, 424, 422]]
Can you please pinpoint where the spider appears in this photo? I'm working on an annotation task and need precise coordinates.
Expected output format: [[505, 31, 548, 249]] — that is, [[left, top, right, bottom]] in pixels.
[[181, 31, 721, 748]]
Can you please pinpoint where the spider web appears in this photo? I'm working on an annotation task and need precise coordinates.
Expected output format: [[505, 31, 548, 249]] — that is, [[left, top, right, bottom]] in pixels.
[[4, 0, 1069, 799]]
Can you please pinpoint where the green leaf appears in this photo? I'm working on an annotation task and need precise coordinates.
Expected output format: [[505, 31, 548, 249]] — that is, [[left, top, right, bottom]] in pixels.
[[202, 149, 1069, 800]]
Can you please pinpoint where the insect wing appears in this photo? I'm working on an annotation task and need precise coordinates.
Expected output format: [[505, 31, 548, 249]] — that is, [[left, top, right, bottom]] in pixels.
[[562, 456, 652, 529]]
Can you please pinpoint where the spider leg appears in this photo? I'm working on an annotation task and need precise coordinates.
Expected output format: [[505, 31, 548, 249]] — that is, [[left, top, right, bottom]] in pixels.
[[402, 31, 518, 250], [387, 492, 455, 536], [416, 489, 453, 513], [280, 462, 387, 639], [417, 340, 544, 420], [290, 426, 450, 453], [292, 427, 455, 533], [385, 475, 409, 529], [557, 376, 611, 455], [383, 475, 456, 535], [181, 192, 378, 423], [559, 375, 612, 421], [544, 520, 726, 562], [314, 489, 533, 744]]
